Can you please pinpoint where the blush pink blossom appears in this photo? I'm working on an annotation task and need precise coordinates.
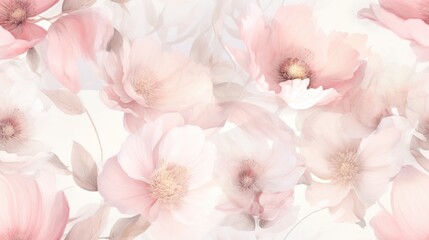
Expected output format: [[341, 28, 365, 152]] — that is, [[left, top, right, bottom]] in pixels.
[[0, 172, 69, 240], [359, 0, 429, 60], [235, 5, 365, 109], [0, 75, 49, 155], [214, 128, 304, 229], [98, 113, 219, 239], [371, 166, 429, 240], [100, 38, 214, 132], [301, 112, 402, 221], [0, 0, 59, 58]]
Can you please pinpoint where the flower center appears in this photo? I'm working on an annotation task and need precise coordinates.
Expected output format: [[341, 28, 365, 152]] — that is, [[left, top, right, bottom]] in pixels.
[[133, 80, 154, 98], [0, 118, 20, 144], [9, 8, 26, 24], [149, 163, 189, 204], [0, 0, 33, 27], [279, 58, 312, 81], [330, 148, 360, 183], [131, 70, 158, 102], [236, 160, 258, 192]]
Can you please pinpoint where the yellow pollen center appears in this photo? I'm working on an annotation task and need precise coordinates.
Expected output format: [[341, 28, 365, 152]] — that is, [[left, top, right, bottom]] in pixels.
[[279, 58, 312, 81], [131, 70, 158, 101], [10, 8, 27, 24], [331, 148, 360, 183], [287, 64, 307, 79], [134, 80, 153, 97], [149, 164, 189, 204]]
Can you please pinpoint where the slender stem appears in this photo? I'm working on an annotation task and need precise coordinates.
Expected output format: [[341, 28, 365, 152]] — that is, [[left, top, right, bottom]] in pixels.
[[30, 14, 60, 23], [284, 208, 326, 240], [85, 108, 104, 164]]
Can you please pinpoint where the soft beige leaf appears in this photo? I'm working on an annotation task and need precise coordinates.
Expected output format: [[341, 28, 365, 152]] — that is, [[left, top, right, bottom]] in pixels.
[[62, 0, 97, 12], [46, 153, 71, 175], [107, 29, 123, 53], [71, 142, 98, 191], [110, 215, 150, 240], [26, 48, 40, 72], [190, 34, 210, 64], [43, 90, 85, 115], [65, 204, 110, 240]]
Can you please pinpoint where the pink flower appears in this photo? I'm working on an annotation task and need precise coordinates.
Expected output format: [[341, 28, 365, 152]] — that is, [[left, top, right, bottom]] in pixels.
[[359, 0, 429, 60], [100, 38, 214, 132], [98, 113, 218, 238], [0, 0, 59, 58], [0, 172, 69, 240], [235, 5, 365, 109], [301, 112, 402, 221], [0, 76, 49, 155], [44, 9, 114, 92], [371, 166, 429, 240], [214, 128, 304, 228]]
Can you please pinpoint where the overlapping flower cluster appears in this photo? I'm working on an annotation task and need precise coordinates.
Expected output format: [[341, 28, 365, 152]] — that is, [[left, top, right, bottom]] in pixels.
[[0, 0, 429, 239]]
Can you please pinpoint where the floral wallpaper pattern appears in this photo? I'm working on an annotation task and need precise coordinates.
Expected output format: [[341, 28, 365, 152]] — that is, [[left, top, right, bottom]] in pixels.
[[0, 0, 427, 239]]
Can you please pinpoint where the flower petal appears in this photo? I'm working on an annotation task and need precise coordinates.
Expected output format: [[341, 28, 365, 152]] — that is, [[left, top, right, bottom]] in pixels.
[[371, 208, 409, 240], [98, 157, 155, 217], [118, 113, 185, 182], [306, 181, 351, 207], [391, 166, 429, 239], [358, 127, 401, 169], [8, 23, 46, 41]]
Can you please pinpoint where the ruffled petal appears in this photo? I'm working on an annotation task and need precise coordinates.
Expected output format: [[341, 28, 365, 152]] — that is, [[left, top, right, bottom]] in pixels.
[[98, 157, 156, 217], [7, 23, 46, 42], [118, 113, 185, 181]]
